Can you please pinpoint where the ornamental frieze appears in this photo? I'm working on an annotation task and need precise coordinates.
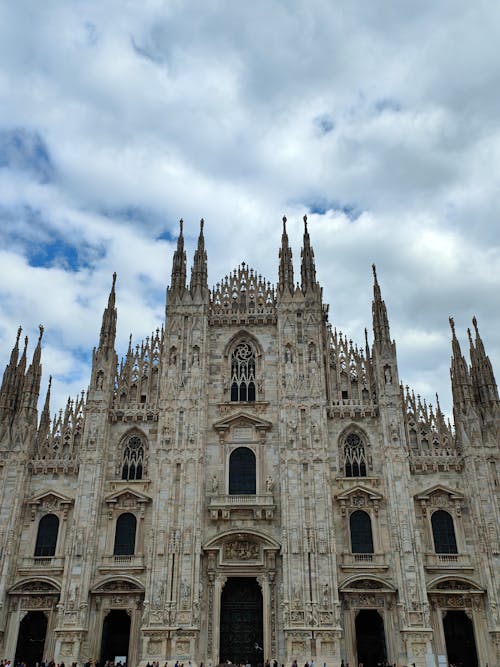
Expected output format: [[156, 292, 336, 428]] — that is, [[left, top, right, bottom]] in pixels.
[[223, 540, 259, 560]]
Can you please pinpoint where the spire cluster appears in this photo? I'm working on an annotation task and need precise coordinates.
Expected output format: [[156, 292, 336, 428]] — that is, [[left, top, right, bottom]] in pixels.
[[0, 325, 45, 435], [449, 315, 498, 421]]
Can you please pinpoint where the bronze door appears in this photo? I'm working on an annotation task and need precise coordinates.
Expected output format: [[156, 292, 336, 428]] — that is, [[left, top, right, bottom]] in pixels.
[[220, 577, 263, 667]]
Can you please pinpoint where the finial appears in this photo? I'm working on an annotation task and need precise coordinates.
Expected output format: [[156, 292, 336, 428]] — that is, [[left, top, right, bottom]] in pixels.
[[16, 326, 22, 344], [38, 324, 44, 342], [23, 335, 28, 351], [179, 218, 184, 235], [303, 214, 308, 231], [282, 215, 287, 232], [472, 315, 479, 334], [112, 272, 117, 289], [200, 217, 204, 232], [372, 263, 378, 283], [449, 316, 455, 335], [48, 375, 52, 389]]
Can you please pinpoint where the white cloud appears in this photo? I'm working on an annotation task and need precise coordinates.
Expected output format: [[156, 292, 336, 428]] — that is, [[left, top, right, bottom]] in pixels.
[[0, 0, 498, 422]]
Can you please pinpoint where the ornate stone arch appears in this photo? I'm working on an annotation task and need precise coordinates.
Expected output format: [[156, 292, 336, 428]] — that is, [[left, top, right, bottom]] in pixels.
[[427, 577, 485, 615], [338, 425, 372, 477], [117, 428, 148, 480], [91, 576, 145, 595], [339, 575, 396, 593], [427, 576, 483, 593], [222, 331, 264, 402], [9, 578, 61, 614]]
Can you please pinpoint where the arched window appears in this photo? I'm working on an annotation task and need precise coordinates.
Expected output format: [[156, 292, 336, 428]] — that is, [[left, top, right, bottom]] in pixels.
[[229, 447, 256, 495], [122, 434, 145, 480], [113, 513, 137, 556], [230, 342, 256, 402], [34, 514, 59, 557], [344, 433, 367, 477], [432, 510, 458, 554], [350, 510, 374, 553]]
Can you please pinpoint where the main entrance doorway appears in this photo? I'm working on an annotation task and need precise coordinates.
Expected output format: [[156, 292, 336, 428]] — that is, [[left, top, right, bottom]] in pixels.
[[355, 609, 387, 667], [100, 609, 131, 664], [14, 610, 48, 667], [443, 610, 479, 667], [220, 578, 263, 667]]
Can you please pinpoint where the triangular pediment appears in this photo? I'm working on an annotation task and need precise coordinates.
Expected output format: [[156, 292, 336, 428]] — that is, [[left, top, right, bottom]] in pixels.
[[104, 487, 152, 505], [27, 490, 74, 506], [415, 484, 464, 502], [213, 412, 273, 433], [336, 484, 383, 502]]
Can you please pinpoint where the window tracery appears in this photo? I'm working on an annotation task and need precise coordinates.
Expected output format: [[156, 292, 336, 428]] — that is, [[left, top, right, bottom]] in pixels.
[[121, 434, 145, 480], [230, 342, 256, 402], [343, 432, 368, 477]]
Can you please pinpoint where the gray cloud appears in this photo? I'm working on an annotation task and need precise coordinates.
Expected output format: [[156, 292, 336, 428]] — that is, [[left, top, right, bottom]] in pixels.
[[0, 1, 498, 418]]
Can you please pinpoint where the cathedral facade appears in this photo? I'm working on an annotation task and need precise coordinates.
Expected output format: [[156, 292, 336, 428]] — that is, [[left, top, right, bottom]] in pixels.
[[0, 218, 498, 667]]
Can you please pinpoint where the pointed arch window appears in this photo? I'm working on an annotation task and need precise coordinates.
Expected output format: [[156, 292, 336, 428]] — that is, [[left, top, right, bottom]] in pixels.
[[344, 432, 367, 477], [229, 447, 256, 494], [113, 513, 137, 556], [350, 510, 374, 554], [122, 434, 145, 480], [431, 510, 458, 554], [34, 514, 59, 557], [230, 342, 256, 402]]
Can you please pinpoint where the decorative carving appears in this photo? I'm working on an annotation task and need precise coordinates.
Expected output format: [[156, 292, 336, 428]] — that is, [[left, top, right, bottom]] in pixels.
[[223, 540, 259, 560]]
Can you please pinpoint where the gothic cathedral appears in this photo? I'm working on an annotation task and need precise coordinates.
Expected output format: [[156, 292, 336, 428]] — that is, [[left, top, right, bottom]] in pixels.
[[0, 218, 498, 667]]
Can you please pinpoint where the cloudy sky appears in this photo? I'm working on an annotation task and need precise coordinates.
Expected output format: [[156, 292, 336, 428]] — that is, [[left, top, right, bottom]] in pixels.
[[0, 1, 499, 418]]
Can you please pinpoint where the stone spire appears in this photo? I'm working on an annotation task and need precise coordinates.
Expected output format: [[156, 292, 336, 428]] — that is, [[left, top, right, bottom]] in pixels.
[[371, 264, 391, 347], [469, 316, 499, 408], [278, 216, 294, 297], [37, 374, 52, 446], [89, 274, 118, 401], [98, 273, 117, 358], [449, 316, 473, 416], [22, 325, 44, 418], [300, 215, 318, 295], [170, 218, 187, 299], [0, 326, 22, 418], [190, 218, 208, 298]]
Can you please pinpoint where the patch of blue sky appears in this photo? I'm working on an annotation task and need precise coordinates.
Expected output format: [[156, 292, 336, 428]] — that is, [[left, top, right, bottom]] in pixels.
[[306, 199, 362, 222], [0, 128, 54, 183], [156, 229, 176, 242], [138, 273, 166, 309], [28, 238, 80, 271], [24, 223, 106, 272]]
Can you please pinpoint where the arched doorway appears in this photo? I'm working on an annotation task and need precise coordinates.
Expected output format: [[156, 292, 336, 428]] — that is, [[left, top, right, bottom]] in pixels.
[[100, 610, 131, 664], [355, 609, 387, 667], [14, 610, 48, 667], [220, 578, 263, 666], [443, 610, 478, 667]]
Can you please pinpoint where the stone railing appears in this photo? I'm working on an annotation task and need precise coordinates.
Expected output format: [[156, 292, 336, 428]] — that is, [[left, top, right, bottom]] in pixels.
[[340, 552, 389, 570], [424, 553, 473, 571], [18, 556, 65, 573], [98, 555, 145, 572], [209, 494, 275, 520]]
